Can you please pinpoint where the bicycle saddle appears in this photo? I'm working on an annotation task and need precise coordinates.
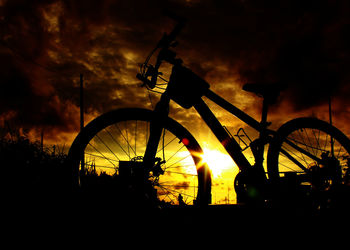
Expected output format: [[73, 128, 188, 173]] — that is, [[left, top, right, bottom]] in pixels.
[[242, 83, 286, 104]]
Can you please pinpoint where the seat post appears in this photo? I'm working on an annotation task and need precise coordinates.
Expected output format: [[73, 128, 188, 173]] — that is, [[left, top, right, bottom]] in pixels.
[[251, 98, 270, 173]]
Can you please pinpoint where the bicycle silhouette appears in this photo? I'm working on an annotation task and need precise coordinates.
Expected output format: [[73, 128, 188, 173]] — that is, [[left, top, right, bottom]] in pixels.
[[68, 13, 350, 209]]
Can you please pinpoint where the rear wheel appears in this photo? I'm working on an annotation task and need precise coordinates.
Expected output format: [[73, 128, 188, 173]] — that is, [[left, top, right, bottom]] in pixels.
[[68, 108, 211, 207], [267, 118, 350, 210]]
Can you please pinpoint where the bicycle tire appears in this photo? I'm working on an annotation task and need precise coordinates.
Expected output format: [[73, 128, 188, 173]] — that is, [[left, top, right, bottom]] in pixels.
[[68, 108, 212, 206], [267, 117, 350, 208]]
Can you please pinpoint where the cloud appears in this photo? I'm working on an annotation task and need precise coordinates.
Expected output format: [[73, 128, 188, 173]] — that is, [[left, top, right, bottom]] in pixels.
[[173, 181, 190, 190], [1, 0, 350, 144]]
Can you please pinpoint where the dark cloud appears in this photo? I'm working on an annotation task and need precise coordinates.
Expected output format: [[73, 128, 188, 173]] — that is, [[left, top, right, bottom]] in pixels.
[[176, 0, 350, 111], [1, 0, 350, 143], [0, 53, 79, 131], [174, 181, 190, 190]]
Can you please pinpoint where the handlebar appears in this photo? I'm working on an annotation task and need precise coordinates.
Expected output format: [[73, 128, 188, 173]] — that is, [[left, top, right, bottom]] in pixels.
[[136, 73, 155, 88], [137, 12, 186, 89]]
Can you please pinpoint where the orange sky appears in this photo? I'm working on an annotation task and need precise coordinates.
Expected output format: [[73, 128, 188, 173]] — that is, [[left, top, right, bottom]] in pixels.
[[1, 0, 350, 204]]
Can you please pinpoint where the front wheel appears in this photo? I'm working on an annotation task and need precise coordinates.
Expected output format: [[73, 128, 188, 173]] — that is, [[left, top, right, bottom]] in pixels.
[[68, 108, 211, 207], [267, 117, 350, 209]]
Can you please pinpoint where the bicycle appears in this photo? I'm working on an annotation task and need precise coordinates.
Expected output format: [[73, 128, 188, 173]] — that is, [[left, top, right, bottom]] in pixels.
[[68, 13, 350, 209]]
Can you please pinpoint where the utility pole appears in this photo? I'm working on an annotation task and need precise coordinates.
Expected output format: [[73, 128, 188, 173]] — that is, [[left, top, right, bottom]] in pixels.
[[80, 74, 84, 131], [329, 95, 334, 156], [40, 128, 44, 152], [80, 74, 85, 174]]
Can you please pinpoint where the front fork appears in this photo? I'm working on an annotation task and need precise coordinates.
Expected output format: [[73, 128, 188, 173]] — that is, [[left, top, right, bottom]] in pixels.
[[143, 92, 170, 172]]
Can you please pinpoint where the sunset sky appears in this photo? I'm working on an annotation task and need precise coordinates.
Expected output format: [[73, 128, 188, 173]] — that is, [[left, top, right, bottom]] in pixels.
[[1, 0, 350, 204]]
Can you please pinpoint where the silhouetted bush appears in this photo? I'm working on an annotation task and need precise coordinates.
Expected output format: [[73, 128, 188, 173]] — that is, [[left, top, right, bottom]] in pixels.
[[0, 134, 160, 214], [0, 135, 71, 204]]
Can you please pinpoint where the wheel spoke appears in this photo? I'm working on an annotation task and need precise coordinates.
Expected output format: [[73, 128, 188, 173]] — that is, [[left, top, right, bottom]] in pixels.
[[271, 118, 350, 205], [87, 142, 118, 168], [71, 110, 207, 206], [285, 137, 321, 163], [114, 123, 136, 157], [85, 152, 119, 162], [280, 147, 308, 172]]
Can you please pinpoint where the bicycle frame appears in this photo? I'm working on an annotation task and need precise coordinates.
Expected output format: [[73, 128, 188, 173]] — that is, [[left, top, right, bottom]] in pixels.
[[195, 89, 274, 173], [144, 85, 275, 178], [139, 15, 277, 182]]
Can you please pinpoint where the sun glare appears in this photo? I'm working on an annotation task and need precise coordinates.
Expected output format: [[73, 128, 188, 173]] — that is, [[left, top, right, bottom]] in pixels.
[[202, 148, 234, 178]]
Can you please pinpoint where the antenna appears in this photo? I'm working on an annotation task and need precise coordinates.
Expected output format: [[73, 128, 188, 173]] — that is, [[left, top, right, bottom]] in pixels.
[[329, 95, 334, 156]]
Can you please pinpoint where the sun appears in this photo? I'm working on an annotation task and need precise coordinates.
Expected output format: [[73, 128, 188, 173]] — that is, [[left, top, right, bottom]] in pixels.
[[201, 148, 234, 178]]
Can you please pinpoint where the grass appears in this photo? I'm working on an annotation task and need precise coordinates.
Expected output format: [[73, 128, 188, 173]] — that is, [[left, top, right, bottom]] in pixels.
[[1, 133, 349, 223], [0, 135, 71, 201], [0, 133, 160, 213]]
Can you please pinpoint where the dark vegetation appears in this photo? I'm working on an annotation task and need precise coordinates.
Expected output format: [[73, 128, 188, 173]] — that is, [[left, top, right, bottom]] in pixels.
[[0, 133, 160, 214], [0, 134, 71, 204], [1, 133, 349, 227]]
